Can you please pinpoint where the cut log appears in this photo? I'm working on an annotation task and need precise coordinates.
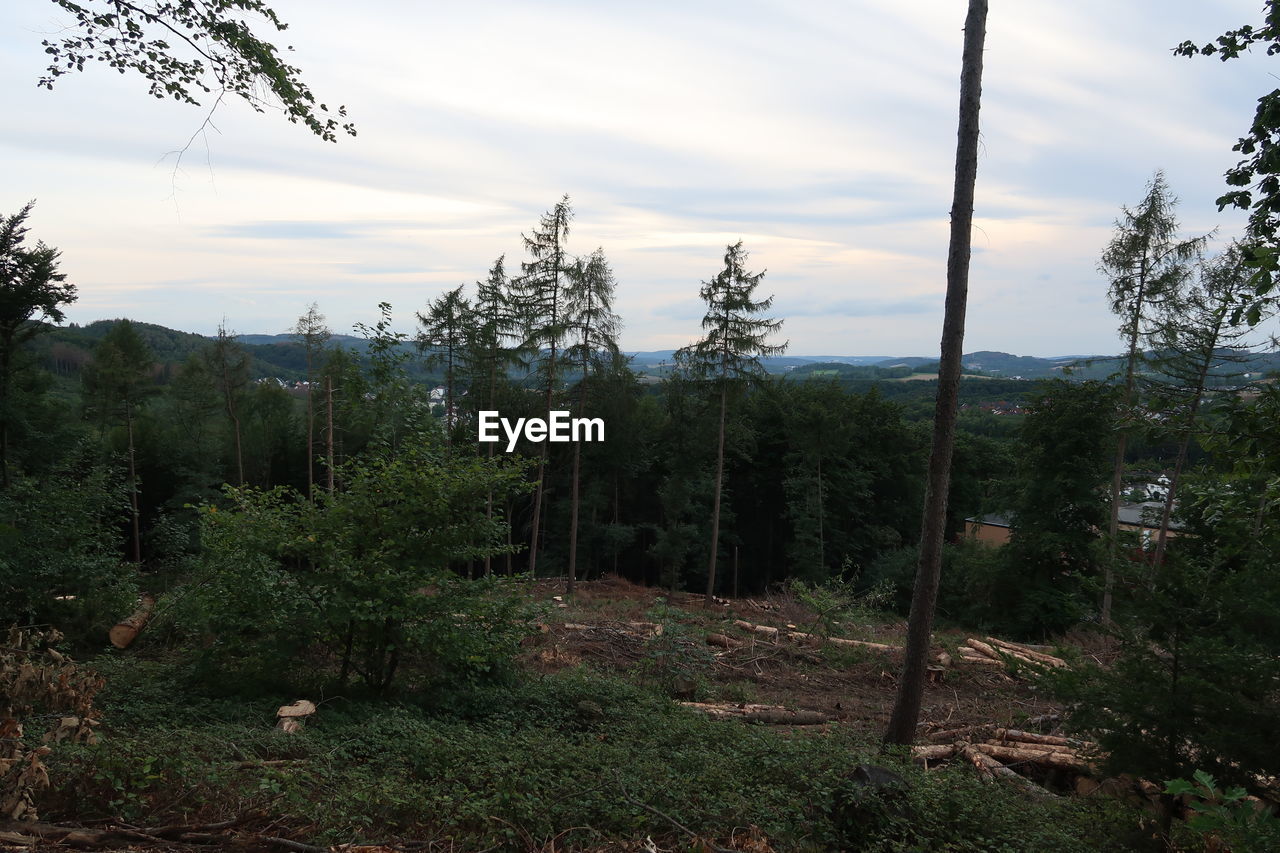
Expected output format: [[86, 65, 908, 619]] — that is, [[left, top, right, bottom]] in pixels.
[[733, 619, 779, 639], [994, 728, 1090, 749], [959, 654, 1003, 666], [935, 651, 953, 669], [985, 637, 1067, 668], [825, 636, 898, 653], [964, 638, 1006, 662], [926, 724, 992, 743], [911, 744, 956, 764], [973, 741, 1087, 770], [706, 633, 744, 649], [679, 702, 830, 725], [959, 743, 993, 782], [108, 594, 156, 649], [961, 745, 1058, 799]]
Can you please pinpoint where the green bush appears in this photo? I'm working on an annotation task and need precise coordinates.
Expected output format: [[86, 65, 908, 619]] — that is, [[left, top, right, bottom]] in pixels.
[[163, 440, 538, 693], [0, 449, 137, 642]]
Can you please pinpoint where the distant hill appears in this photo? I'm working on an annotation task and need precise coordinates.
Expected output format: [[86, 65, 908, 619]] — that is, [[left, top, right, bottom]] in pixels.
[[26, 321, 1280, 389]]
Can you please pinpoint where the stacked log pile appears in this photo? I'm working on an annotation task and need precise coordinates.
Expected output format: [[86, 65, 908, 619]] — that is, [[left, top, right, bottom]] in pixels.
[[912, 726, 1098, 797], [956, 637, 1068, 672]]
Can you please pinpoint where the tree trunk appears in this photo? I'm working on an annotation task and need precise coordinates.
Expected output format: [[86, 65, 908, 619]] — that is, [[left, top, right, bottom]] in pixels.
[[126, 410, 141, 563], [528, 455, 546, 575], [325, 376, 335, 494], [705, 385, 728, 606], [885, 0, 986, 746], [568, 442, 582, 594], [1104, 261, 1146, 622], [306, 352, 314, 498], [109, 594, 155, 648]]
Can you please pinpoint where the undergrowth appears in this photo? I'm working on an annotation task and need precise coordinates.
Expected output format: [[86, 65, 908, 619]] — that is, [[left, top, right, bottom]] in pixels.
[[36, 656, 1162, 852]]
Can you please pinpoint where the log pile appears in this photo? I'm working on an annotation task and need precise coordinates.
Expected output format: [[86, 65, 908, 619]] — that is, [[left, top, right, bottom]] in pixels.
[[956, 636, 1067, 672], [730, 620, 900, 654], [912, 726, 1099, 797]]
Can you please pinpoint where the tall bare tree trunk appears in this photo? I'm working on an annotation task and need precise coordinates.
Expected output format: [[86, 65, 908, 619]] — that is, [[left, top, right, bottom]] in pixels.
[[126, 411, 141, 563], [306, 355, 315, 498], [885, 0, 986, 746], [325, 376, 335, 494], [568, 442, 582, 593], [1104, 255, 1147, 622], [705, 385, 728, 606]]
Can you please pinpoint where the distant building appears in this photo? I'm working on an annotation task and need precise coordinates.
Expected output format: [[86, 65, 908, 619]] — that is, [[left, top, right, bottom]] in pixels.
[[965, 502, 1184, 548]]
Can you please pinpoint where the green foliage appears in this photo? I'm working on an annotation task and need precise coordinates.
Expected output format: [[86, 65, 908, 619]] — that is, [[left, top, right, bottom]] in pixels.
[[0, 200, 77, 486], [0, 450, 137, 641], [1165, 771, 1280, 851], [39, 0, 356, 142], [1001, 380, 1117, 636], [787, 574, 893, 637], [172, 437, 536, 691], [43, 661, 1147, 851], [1052, 549, 1280, 794]]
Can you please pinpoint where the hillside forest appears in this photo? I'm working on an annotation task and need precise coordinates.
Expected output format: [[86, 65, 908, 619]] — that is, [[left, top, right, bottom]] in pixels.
[[6, 0, 1280, 850]]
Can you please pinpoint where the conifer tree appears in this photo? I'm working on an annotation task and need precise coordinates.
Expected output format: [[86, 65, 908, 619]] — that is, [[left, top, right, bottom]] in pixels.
[[416, 285, 473, 446], [678, 241, 785, 606], [563, 248, 621, 592], [515, 196, 573, 575], [206, 323, 250, 485], [83, 320, 154, 562], [466, 257, 523, 576], [291, 303, 331, 496], [1098, 172, 1205, 619], [1146, 246, 1260, 567], [0, 201, 76, 488]]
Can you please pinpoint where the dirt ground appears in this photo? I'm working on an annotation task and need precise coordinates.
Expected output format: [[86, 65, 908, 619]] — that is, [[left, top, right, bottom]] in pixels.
[[521, 576, 1077, 738]]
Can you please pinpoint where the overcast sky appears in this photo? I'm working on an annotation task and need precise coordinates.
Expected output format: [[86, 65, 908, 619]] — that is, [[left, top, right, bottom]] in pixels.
[[1, 0, 1274, 356]]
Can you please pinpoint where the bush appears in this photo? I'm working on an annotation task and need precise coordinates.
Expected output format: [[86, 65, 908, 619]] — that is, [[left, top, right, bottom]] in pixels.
[[164, 440, 538, 693], [0, 450, 137, 642]]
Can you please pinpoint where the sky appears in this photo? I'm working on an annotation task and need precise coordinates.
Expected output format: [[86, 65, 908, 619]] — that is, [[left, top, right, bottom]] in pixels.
[[0, 0, 1275, 357]]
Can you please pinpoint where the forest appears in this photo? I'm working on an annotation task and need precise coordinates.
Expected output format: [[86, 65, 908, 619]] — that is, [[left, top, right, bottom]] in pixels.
[[5, 0, 1280, 851]]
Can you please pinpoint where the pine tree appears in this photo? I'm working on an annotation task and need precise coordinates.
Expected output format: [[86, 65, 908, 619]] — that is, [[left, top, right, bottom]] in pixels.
[[1145, 246, 1261, 567], [1098, 172, 1205, 619], [515, 196, 573, 575], [416, 285, 473, 446], [0, 201, 77, 488], [563, 248, 621, 592], [206, 323, 250, 485], [291, 303, 331, 497], [678, 241, 785, 606], [83, 320, 154, 562]]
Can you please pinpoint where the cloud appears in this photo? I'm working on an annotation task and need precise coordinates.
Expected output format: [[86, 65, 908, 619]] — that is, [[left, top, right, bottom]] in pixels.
[[782, 294, 942, 318]]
